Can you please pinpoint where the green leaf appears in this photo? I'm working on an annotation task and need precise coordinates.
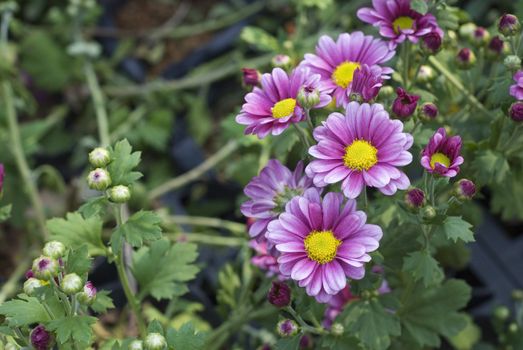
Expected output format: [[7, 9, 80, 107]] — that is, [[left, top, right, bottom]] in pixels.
[[320, 334, 363, 350], [0, 294, 50, 326], [398, 279, 471, 348], [111, 210, 162, 254], [341, 298, 401, 350], [240, 26, 279, 52], [472, 150, 509, 185], [435, 216, 474, 243], [90, 290, 114, 313], [410, 0, 428, 14], [107, 139, 142, 186], [166, 323, 207, 350], [274, 335, 301, 350], [0, 204, 11, 222], [47, 212, 106, 256], [47, 315, 97, 346], [66, 245, 92, 276], [78, 196, 108, 218], [132, 240, 199, 301], [403, 251, 444, 287]]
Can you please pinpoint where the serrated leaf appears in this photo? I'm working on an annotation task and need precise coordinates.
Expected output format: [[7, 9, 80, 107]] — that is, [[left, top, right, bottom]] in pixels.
[[341, 298, 401, 350], [132, 240, 199, 301], [403, 251, 444, 287], [410, 0, 428, 14], [0, 294, 50, 326], [398, 279, 471, 348], [78, 196, 108, 218], [47, 212, 106, 256], [90, 290, 114, 313], [472, 150, 509, 185], [274, 335, 301, 350], [435, 216, 474, 243], [66, 245, 92, 276], [47, 315, 96, 346], [240, 26, 279, 52], [320, 334, 363, 350], [108, 139, 142, 186], [111, 210, 162, 254], [166, 323, 206, 350]]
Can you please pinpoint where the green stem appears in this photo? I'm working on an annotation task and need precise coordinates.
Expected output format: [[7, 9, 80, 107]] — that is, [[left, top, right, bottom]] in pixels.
[[84, 61, 110, 147], [168, 232, 245, 247], [292, 123, 312, 152], [429, 175, 436, 206], [164, 215, 245, 233], [148, 140, 240, 200], [305, 108, 314, 131], [285, 306, 326, 335], [363, 186, 368, 210], [113, 205, 147, 337], [401, 42, 411, 87]]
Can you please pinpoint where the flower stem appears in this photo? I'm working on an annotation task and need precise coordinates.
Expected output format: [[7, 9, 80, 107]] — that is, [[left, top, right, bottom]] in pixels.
[[401, 42, 411, 87], [285, 306, 326, 335], [168, 232, 245, 247], [113, 205, 147, 337], [292, 123, 312, 152], [164, 215, 245, 233], [84, 61, 110, 147]]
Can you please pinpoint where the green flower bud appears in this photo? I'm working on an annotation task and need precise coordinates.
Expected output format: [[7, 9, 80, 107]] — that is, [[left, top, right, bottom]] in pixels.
[[459, 23, 477, 41], [416, 65, 435, 83], [504, 55, 521, 71], [297, 86, 321, 110], [61, 273, 83, 294], [88, 147, 111, 167], [421, 206, 437, 220], [331, 323, 344, 336], [108, 185, 131, 203], [494, 305, 510, 320], [272, 54, 291, 68], [508, 322, 518, 333], [379, 85, 394, 98], [144, 333, 167, 350], [130, 340, 144, 350], [32, 256, 59, 280], [77, 281, 97, 305], [87, 168, 111, 191], [24, 278, 46, 295], [42, 241, 66, 259]]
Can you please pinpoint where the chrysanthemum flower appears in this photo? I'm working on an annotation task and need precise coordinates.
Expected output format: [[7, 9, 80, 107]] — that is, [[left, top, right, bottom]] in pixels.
[[236, 67, 331, 138], [357, 0, 443, 49], [301, 32, 395, 108], [266, 190, 383, 302], [306, 102, 413, 199], [350, 64, 383, 102], [241, 159, 316, 238], [421, 128, 464, 177], [510, 70, 523, 100]]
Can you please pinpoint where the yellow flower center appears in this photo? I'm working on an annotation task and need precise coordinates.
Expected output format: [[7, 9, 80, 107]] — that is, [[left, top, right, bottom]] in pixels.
[[332, 61, 361, 88], [343, 139, 378, 171], [304, 230, 341, 264], [430, 152, 451, 169], [272, 98, 296, 119], [393, 16, 414, 34]]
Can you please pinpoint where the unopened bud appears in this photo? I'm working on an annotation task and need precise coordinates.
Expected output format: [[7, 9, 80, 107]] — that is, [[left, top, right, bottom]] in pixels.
[[241, 68, 261, 87], [267, 281, 291, 308], [472, 27, 490, 46], [24, 278, 45, 295], [504, 55, 521, 71], [405, 188, 426, 210], [498, 14, 520, 37], [277, 319, 299, 337], [456, 48, 476, 69], [421, 32, 442, 55], [130, 340, 144, 350], [331, 323, 344, 336], [455, 179, 476, 200], [108, 185, 131, 203], [494, 305, 510, 320], [30, 325, 53, 350], [43, 241, 65, 259], [421, 205, 437, 220], [87, 168, 111, 191], [297, 86, 320, 109], [272, 54, 291, 68], [459, 23, 477, 41], [77, 281, 97, 305], [32, 256, 59, 280], [419, 102, 438, 120], [61, 273, 83, 294], [509, 102, 523, 122], [144, 333, 167, 350], [88, 147, 111, 167], [416, 65, 435, 83], [487, 36, 505, 59]]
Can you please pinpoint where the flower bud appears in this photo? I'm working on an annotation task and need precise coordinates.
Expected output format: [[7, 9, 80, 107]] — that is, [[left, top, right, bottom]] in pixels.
[[487, 36, 505, 59], [455, 179, 476, 200], [416, 65, 435, 83], [144, 333, 167, 350], [241, 68, 261, 87], [88, 147, 111, 167], [272, 54, 291, 68], [493, 305, 510, 320], [509, 101, 523, 122], [300, 335, 313, 349], [25, 269, 34, 279], [30, 325, 53, 350], [472, 27, 490, 46], [444, 30, 458, 49], [392, 88, 420, 119], [498, 14, 520, 37], [32, 256, 59, 280], [455, 48, 476, 69], [277, 319, 299, 337], [77, 281, 97, 305], [405, 188, 426, 210], [419, 102, 438, 120], [297, 86, 320, 110], [421, 205, 437, 220], [0, 163, 4, 197], [379, 85, 394, 98], [87, 168, 111, 191], [42, 241, 66, 259], [504, 55, 521, 71], [130, 340, 144, 350], [509, 322, 519, 333], [459, 23, 477, 41], [108, 185, 131, 203], [267, 281, 291, 308], [61, 273, 83, 294], [331, 323, 344, 336], [24, 278, 45, 295], [421, 32, 442, 55]]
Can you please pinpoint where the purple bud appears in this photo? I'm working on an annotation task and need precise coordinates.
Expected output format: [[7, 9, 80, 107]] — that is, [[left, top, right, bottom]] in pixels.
[[456, 48, 476, 69], [421, 32, 442, 55], [267, 281, 291, 308], [488, 36, 505, 56], [420, 102, 438, 120], [25, 269, 34, 279], [473, 27, 490, 46], [300, 334, 314, 349], [499, 14, 520, 36], [392, 88, 420, 119], [277, 319, 299, 337], [509, 101, 523, 122], [32, 256, 59, 280], [31, 325, 53, 350], [455, 179, 476, 200], [241, 68, 261, 87], [78, 281, 97, 305], [405, 188, 426, 209]]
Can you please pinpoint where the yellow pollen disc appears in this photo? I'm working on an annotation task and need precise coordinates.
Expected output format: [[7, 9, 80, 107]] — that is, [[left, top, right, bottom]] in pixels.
[[430, 152, 451, 169], [304, 230, 341, 264], [272, 98, 296, 119], [332, 61, 361, 88], [393, 16, 414, 34], [343, 139, 378, 171]]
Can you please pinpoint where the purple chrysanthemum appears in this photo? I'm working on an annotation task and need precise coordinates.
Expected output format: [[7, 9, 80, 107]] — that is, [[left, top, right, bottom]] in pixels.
[[236, 67, 331, 138], [510, 70, 523, 100], [266, 190, 383, 302], [350, 64, 383, 102], [421, 128, 464, 178], [301, 32, 395, 108], [392, 87, 420, 119], [241, 159, 316, 238], [357, 0, 444, 49], [306, 102, 413, 199]]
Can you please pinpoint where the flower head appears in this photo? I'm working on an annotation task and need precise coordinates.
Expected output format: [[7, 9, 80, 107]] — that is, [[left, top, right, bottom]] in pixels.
[[455, 179, 476, 200], [421, 32, 443, 55], [108, 185, 131, 203], [456, 48, 476, 69], [509, 101, 523, 121], [61, 273, 83, 294], [357, 0, 443, 49], [277, 319, 299, 337], [43, 241, 66, 259], [267, 281, 291, 307], [498, 14, 520, 36], [392, 87, 420, 119], [473, 27, 490, 46], [78, 281, 97, 305], [267, 190, 383, 302], [405, 188, 426, 209], [419, 102, 438, 120], [307, 102, 413, 198], [88, 147, 111, 167], [242, 68, 261, 87], [241, 159, 315, 238], [505, 55, 521, 71], [31, 325, 53, 350], [421, 128, 464, 177], [144, 333, 167, 350], [236, 68, 330, 138], [301, 32, 395, 108], [350, 64, 383, 102], [32, 256, 59, 280], [87, 168, 111, 191], [510, 70, 523, 100], [487, 36, 505, 57]]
